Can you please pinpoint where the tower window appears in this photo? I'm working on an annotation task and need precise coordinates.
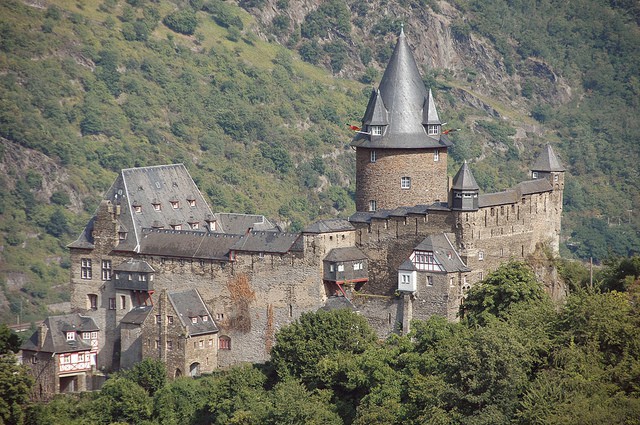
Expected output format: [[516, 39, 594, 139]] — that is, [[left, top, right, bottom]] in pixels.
[[434, 149, 440, 162], [81, 259, 92, 280], [101, 260, 112, 281], [532, 171, 538, 179], [427, 125, 439, 135], [401, 177, 411, 189], [479, 251, 484, 261], [370, 150, 377, 163], [370, 126, 382, 136], [369, 200, 377, 212], [554, 174, 559, 182]]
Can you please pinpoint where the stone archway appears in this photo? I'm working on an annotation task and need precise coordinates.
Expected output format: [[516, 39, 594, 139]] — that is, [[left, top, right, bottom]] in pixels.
[[174, 368, 182, 378], [189, 362, 200, 377]]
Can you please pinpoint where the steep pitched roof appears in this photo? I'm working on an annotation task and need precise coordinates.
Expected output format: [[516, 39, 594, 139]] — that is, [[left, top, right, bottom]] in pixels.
[[423, 89, 441, 125], [21, 314, 98, 354], [320, 296, 357, 311], [351, 30, 452, 150], [70, 164, 215, 253], [413, 233, 470, 273], [452, 161, 480, 191], [532, 144, 565, 172], [167, 289, 218, 337]]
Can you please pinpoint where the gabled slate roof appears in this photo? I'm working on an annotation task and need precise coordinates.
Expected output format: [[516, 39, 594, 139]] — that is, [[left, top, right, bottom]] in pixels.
[[351, 29, 453, 150], [69, 164, 215, 253], [231, 231, 301, 254], [452, 161, 480, 191], [398, 258, 418, 271], [324, 247, 368, 262], [423, 89, 441, 125], [21, 314, 98, 354], [167, 289, 218, 337], [478, 191, 517, 208], [139, 229, 241, 260], [115, 259, 155, 273], [212, 213, 278, 234], [532, 144, 565, 172], [320, 296, 356, 311], [413, 233, 470, 273], [303, 219, 354, 234], [121, 306, 153, 325]]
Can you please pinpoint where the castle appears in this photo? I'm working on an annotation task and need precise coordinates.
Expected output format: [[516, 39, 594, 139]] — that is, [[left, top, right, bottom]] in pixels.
[[21, 30, 565, 397]]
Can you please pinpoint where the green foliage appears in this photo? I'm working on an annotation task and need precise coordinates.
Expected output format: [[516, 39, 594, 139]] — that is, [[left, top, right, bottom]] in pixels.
[[121, 358, 167, 396], [91, 377, 152, 424], [163, 9, 198, 35], [0, 351, 34, 425], [460, 261, 545, 325], [301, 0, 351, 39], [271, 309, 377, 387]]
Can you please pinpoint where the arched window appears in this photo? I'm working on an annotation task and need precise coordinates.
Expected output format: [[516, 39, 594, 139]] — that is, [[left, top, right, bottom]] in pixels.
[[219, 335, 231, 350]]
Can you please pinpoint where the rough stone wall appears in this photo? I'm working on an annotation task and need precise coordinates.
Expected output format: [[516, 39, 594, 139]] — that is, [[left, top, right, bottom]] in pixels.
[[351, 294, 401, 338], [23, 351, 58, 400], [355, 148, 449, 211], [120, 322, 143, 370], [353, 211, 455, 295]]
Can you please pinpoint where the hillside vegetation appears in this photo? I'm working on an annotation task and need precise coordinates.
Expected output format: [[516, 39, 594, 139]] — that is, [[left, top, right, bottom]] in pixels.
[[0, 0, 639, 323]]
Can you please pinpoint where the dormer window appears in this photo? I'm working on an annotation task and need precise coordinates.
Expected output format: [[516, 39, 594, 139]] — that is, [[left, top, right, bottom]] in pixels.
[[118, 232, 127, 240], [532, 171, 539, 179], [171, 224, 182, 231], [188, 199, 196, 207], [191, 317, 197, 324], [202, 315, 208, 322], [170, 201, 179, 209], [66, 332, 75, 341], [370, 125, 383, 136], [134, 205, 142, 213], [337, 264, 345, 272], [428, 125, 440, 135], [191, 222, 199, 230], [152, 203, 161, 211]]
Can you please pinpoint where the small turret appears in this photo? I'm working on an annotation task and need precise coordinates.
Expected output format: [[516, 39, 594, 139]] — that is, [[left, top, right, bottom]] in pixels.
[[451, 161, 480, 211], [423, 89, 442, 136], [531, 144, 565, 190]]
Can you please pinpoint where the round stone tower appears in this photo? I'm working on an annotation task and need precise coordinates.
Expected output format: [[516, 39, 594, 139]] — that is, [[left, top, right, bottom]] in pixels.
[[351, 29, 452, 212]]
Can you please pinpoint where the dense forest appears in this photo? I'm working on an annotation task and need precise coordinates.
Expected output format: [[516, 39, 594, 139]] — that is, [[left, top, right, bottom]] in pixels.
[[0, 0, 639, 322], [2, 258, 639, 424]]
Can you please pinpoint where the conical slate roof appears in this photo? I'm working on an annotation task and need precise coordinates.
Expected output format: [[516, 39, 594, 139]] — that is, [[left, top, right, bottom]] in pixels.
[[423, 89, 441, 125], [351, 29, 452, 150], [452, 161, 480, 191], [532, 144, 565, 172]]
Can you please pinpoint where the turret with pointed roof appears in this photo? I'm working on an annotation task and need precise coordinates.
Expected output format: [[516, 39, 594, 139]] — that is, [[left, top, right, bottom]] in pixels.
[[451, 161, 480, 211], [352, 29, 451, 212], [531, 144, 565, 190]]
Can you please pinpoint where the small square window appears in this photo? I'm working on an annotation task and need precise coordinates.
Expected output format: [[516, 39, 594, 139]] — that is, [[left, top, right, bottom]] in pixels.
[[66, 332, 75, 341], [203, 315, 208, 322], [532, 171, 539, 179], [370, 126, 382, 136], [337, 264, 344, 272], [401, 177, 411, 189], [83, 332, 91, 340], [191, 317, 198, 324], [167, 316, 174, 324], [427, 125, 439, 135], [134, 205, 142, 213]]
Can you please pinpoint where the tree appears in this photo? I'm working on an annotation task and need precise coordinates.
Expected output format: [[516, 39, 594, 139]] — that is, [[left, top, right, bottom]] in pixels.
[[270, 309, 377, 388], [0, 324, 21, 355], [122, 358, 167, 396], [460, 261, 545, 326], [163, 9, 198, 35], [0, 325, 33, 425], [90, 377, 152, 424]]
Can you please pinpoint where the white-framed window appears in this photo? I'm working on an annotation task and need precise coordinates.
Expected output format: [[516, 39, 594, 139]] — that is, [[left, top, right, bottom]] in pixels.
[[216, 313, 224, 320], [532, 171, 538, 179], [91, 331, 97, 339], [370, 125, 382, 136], [66, 332, 75, 341], [353, 262, 363, 271], [191, 317, 198, 324], [134, 205, 142, 213], [337, 264, 345, 272], [203, 315, 209, 322], [81, 258, 92, 280], [171, 224, 182, 231], [554, 174, 559, 182], [101, 260, 112, 281], [329, 264, 335, 272], [479, 251, 484, 261], [191, 222, 199, 230], [82, 332, 91, 340], [60, 354, 71, 364], [370, 150, 377, 163], [170, 201, 179, 209], [401, 176, 411, 189], [401, 274, 411, 284], [109, 298, 116, 310], [369, 200, 377, 212], [434, 149, 440, 162], [188, 199, 196, 207], [427, 125, 439, 135], [152, 203, 161, 211], [120, 295, 126, 310]]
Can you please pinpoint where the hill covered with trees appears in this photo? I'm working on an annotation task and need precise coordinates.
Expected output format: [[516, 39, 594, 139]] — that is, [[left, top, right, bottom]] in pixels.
[[0, 0, 639, 323]]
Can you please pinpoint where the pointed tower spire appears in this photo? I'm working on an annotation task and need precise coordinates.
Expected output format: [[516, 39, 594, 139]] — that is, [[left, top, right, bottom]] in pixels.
[[532, 144, 565, 172], [451, 161, 479, 211]]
